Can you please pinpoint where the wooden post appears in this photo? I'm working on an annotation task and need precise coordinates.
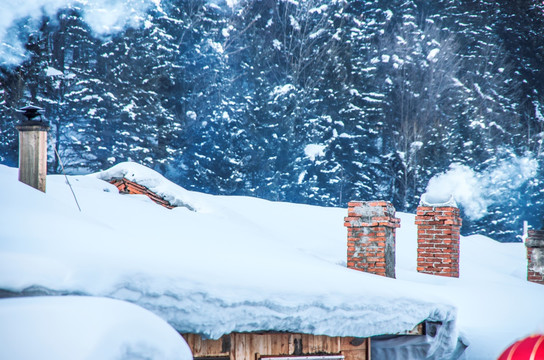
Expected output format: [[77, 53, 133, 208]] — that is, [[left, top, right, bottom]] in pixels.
[[16, 122, 49, 192]]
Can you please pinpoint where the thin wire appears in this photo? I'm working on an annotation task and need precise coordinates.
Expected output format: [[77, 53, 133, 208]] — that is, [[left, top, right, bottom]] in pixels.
[[52, 143, 82, 212]]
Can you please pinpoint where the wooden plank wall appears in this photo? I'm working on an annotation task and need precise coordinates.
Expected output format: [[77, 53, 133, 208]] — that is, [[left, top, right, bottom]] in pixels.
[[183, 333, 230, 357], [182, 333, 370, 360], [339, 337, 370, 360]]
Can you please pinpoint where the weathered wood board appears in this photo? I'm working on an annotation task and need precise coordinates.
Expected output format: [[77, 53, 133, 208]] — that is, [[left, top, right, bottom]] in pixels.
[[17, 124, 49, 192], [182, 332, 370, 360]]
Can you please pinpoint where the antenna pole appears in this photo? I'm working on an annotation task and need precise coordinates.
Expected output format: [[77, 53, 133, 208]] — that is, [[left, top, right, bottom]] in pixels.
[[52, 143, 82, 212]]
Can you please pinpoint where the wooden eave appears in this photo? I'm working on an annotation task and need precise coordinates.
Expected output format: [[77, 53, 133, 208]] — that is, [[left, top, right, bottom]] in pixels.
[[109, 178, 174, 209]]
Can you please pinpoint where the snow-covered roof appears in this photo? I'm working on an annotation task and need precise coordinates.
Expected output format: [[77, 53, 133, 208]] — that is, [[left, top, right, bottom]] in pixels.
[[1, 162, 543, 359], [95, 162, 206, 212]]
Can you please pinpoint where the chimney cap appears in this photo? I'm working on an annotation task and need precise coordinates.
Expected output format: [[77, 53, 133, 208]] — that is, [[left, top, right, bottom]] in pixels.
[[16, 105, 45, 122], [419, 193, 457, 208]]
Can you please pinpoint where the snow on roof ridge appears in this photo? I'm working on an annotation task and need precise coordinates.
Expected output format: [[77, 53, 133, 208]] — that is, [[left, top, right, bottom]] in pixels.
[[93, 162, 211, 213]]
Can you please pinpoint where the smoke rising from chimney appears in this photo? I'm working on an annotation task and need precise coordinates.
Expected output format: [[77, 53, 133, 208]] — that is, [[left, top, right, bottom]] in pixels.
[[1, 0, 155, 66], [423, 156, 538, 220]]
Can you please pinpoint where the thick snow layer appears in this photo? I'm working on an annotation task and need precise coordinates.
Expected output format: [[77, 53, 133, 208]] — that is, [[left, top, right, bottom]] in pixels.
[[1, 162, 543, 359], [0, 296, 192, 360]]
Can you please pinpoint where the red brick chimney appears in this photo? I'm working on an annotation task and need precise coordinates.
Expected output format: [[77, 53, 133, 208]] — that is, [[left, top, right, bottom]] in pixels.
[[344, 201, 400, 278], [526, 230, 544, 285], [415, 199, 462, 278]]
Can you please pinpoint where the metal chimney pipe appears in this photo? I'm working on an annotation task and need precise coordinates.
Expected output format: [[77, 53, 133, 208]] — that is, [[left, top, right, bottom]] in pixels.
[[16, 105, 49, 192]]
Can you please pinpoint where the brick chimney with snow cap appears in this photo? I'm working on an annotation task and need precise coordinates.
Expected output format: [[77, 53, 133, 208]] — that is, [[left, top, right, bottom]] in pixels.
[[415, 194, 462, 278], [526, 230, 544, 285], [344, 201, 400, 278]]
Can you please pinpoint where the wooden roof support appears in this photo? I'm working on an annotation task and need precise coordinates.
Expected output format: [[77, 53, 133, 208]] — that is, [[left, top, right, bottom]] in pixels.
[[109, 178, 175, 209]]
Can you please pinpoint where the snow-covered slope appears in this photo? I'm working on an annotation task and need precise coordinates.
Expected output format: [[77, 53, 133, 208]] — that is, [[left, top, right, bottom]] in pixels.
[[1, 162, 543, 359], [0, 296, 192, 360]]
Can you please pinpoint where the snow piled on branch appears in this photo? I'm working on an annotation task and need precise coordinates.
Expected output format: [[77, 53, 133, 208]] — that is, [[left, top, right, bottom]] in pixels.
[[270, 84, 295, 100], [304, 144, 326, 161], [426, 48, 440, 62], [423, 156, 538, 220]]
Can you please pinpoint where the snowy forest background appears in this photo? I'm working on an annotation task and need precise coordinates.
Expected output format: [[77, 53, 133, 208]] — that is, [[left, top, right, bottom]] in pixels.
[[1, 0, 544, 241]]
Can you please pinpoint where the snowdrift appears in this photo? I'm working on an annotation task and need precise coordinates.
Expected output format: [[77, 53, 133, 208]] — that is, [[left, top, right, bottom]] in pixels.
[[0, 296, 192, 360]]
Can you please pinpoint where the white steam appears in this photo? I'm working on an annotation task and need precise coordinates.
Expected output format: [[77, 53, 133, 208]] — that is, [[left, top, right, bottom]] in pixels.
[[0, 0, 155, 66], [423, 156, 538, 220], [80, 0, 153, 35]]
